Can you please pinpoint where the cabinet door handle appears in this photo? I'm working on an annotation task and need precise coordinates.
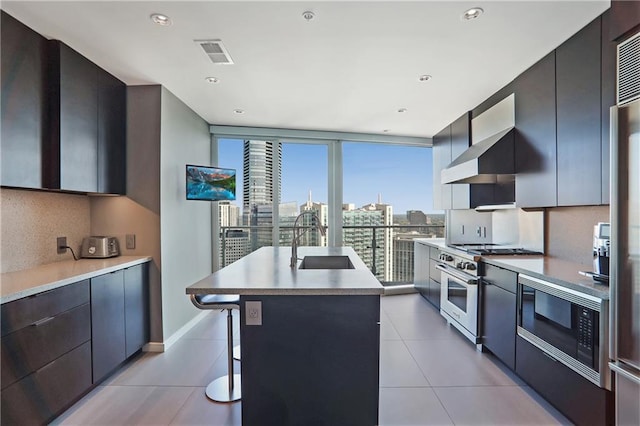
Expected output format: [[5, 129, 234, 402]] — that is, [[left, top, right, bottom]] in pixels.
[[31, 316, 55, 327]]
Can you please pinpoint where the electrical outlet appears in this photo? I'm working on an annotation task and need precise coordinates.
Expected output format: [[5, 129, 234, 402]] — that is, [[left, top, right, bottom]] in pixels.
[[245, 301, 262, 326], [57, 237, 67, 254], [126, 234, 136, 249], [476, 226, 482, 237]]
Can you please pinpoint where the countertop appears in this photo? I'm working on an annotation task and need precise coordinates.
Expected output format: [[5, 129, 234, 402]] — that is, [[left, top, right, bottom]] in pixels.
[[414, 238, 609, 300], [186, 246, 384, 296], [0, 256, 152, 304]]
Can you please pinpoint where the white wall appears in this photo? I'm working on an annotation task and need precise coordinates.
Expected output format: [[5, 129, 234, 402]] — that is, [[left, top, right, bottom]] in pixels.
[[159, 87, 212, 341]]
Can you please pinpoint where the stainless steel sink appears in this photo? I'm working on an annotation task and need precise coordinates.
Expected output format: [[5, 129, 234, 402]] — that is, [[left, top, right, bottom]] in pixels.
[[298, 255, 355, 270]]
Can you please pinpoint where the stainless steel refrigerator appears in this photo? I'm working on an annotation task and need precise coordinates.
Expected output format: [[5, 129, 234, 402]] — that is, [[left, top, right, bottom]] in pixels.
[[610, 31, 640, 426]]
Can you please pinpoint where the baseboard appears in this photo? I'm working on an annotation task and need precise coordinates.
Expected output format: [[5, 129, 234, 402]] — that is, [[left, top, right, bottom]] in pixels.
[[142, 310, 210, 353], [383, 284, 417, 296]]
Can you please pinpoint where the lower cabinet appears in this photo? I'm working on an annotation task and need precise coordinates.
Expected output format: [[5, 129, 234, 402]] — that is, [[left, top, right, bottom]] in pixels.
[[0, 280, 91, 425], [516, 336, 614, 425], [480, 263, 517, 370], [91, 263, 149, 382], [91, 269, 126, 382], [0, 261, 150, 425], [416, 243, 441, 309]]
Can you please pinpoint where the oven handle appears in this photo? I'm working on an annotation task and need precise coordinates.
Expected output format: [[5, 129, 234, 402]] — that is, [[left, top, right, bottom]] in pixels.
[[436, 264, 478, 285]]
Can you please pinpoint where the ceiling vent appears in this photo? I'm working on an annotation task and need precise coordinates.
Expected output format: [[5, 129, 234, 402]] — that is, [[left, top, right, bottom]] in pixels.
[[195, 39, 234, 65]]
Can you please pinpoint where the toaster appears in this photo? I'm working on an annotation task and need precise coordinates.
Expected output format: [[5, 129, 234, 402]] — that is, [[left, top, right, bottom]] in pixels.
[[81, 236, 120, 258]]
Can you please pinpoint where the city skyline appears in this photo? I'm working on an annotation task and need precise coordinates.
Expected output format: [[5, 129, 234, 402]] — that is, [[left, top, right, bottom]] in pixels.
[[218, 139, 440, 214]]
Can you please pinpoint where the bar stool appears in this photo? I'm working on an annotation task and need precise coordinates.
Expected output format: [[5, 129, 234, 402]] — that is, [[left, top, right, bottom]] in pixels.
[[190, 294, 241, 403]]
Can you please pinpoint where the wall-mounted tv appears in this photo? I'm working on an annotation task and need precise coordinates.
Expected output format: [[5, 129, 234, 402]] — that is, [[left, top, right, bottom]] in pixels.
[[186, 164, 236, 201]]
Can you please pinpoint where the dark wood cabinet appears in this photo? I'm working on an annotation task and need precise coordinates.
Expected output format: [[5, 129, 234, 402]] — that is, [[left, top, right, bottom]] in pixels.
[[0, 11, 47, 189], [124, 264, 149, 357], [609, 0, 640, 41], [98, 70, 126, 194], [432, 125, 452, 210], [45, 38, 126, 194], [47, 41, 99, 192], [513, 52, 558, 208], [91, 270, 126, 382], [516, 336, 614, 425], [450, 112, 472, 210], [1, 342, 92, 426], [481, 264, 517, 370], [0, 280, 91, 425], [556, 16, 603, 206]]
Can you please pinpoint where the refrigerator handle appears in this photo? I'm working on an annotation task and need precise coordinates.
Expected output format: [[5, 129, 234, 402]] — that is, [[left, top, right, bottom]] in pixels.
[[609, 105, 619, 361]]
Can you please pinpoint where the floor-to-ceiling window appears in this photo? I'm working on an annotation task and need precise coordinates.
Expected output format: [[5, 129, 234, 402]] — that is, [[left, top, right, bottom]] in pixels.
[[212, 128, 442, 286]]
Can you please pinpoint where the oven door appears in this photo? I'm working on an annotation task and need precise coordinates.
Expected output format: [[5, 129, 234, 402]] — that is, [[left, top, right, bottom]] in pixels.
[[437, 264, 478, 342]]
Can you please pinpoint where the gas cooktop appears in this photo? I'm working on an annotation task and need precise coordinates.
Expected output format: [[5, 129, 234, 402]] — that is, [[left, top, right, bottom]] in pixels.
[[447, 244, 542, 256]]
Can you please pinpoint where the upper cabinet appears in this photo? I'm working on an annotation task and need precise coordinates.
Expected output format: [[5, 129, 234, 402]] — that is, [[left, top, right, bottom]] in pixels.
[[0, 11, 47, 189], [0, 12, 126, 195], [46, 41, 126, 194], [513, 52, 557, 208], [556, 16, 603, 206], [609, 0, 640, 41], [432, 125, 452, 210]]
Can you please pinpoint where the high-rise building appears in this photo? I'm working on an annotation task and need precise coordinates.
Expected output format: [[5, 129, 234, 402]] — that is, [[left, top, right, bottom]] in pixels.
[[221, 229, 250, 266], [219, 201, 240, 227], [242, 140, 282, 249], [300, 194, 328, 247], [343, 202, 393, 282], [392, 231, 435, 283]]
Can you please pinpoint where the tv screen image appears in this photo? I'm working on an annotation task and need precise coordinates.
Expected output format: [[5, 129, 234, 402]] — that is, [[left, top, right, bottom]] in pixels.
[[186, 164, 236, 201]]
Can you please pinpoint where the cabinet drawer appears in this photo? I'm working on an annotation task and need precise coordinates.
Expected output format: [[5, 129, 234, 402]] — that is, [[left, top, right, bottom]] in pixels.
[[483, 263, 516, 293], [1, 303, 90, 389], [429, 259, 440, 283], [516, 336, 613, 425], [1, 341, 91, 425], [1, 280, 89, 337], [429, 246, 440, 261]]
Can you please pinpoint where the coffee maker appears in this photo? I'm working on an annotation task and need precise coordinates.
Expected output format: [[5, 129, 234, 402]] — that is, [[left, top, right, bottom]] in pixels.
[[593, 222, 610, 278]]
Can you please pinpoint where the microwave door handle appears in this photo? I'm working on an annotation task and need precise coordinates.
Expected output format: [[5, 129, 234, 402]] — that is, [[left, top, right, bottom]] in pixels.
[[435, 264, 478, 285]]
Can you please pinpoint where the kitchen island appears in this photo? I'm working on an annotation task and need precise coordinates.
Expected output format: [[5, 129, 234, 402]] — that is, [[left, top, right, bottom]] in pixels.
[[186, 246, 383, 426]]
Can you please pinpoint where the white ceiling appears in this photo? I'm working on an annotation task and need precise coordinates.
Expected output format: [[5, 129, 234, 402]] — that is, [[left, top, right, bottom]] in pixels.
[[3, 1, 610, 139]]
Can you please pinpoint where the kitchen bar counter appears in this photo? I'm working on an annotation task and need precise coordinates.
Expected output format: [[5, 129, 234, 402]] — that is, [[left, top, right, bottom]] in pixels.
[[415, 238, 609, 300], [186, 246, 382, 425], [0, 256, 152, 304], [186, 246, 383, 296]]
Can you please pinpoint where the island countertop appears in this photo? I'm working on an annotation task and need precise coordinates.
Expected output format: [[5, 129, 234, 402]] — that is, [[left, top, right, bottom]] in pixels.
[[186, 246, 384, 296]]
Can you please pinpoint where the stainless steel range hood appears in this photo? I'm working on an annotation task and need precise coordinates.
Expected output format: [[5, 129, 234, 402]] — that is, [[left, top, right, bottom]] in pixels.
[[441, 127, 515, 184]]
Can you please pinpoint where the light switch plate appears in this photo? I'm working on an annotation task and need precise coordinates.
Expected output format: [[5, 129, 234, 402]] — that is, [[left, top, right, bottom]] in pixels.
[[245, 301, 262, 326]]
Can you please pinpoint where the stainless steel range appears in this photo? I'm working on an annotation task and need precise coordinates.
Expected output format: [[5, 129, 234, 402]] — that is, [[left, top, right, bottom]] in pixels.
[[437, 247, 481, 344], [438, 244, 543, 345]]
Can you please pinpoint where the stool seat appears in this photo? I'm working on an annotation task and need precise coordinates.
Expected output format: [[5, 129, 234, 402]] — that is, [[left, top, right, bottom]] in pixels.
[[190, 293, 241, 403]]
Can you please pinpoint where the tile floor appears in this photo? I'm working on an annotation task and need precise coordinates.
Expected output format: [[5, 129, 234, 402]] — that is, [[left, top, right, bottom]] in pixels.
[[53, 293, 571, 425]]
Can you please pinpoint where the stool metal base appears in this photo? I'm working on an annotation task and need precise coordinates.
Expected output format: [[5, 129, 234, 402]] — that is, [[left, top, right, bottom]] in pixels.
[[205, 374, 242, 403], [233, 345, 241, 361]]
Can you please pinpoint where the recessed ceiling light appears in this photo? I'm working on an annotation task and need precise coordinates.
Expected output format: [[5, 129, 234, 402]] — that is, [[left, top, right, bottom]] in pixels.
[[397, 108, 407, 113], [233, 109, 245, 114], [205, 77, 220, 84], [419, 74, 432, 82], [150, 13, 172, 26], [462, 7, 484, 21], [302, 11, 315, 22]]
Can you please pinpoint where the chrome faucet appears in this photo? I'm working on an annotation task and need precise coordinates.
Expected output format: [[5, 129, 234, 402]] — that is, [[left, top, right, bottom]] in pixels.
[[290, 211, 327, 268]]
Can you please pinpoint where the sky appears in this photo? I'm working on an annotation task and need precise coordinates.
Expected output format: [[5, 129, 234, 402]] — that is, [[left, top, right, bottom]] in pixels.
[[217, 138, 438, 214]]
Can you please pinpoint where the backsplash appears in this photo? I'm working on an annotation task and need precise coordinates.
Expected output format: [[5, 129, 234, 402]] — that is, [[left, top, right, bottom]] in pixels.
[[0, 188, 90, 273], [545, 205, 609, 266]]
